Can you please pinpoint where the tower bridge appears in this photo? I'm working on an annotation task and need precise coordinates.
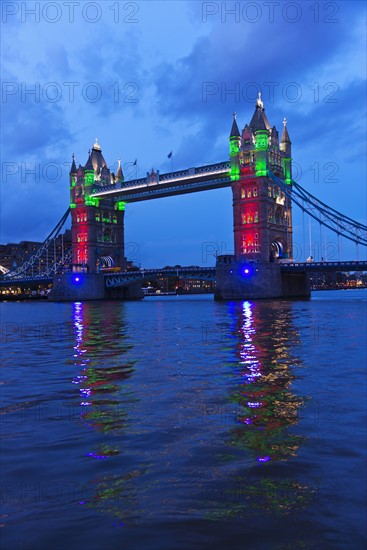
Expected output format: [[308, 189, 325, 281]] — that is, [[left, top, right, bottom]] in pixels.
[[3, 96, 367, 301]]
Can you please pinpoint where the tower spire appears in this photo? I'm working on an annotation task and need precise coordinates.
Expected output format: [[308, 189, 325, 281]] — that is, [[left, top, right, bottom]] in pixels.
[[281, 117, 291, 143], [230, 112, 241, 138], [115, 158, 124, 182], [249, 94, 271, 131], [256, 92, 264, 110], [93, 138, 101, 151], [69, 153, 77, 175]]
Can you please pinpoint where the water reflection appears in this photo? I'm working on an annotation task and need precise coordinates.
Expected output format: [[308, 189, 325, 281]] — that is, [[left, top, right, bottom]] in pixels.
[[227, 300, 305, 462], [70, 302, 146, 521], [205, 300, 315, 523], [72, 302, 136, 442]]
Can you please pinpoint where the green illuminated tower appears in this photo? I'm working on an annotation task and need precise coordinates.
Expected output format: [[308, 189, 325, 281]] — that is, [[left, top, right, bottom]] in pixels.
[[230, 95, 293, 264], [215, 95, 303, 300], [70, 141, 125, 272], [229, 113, 241, 181], [280, 117, 292, 185]]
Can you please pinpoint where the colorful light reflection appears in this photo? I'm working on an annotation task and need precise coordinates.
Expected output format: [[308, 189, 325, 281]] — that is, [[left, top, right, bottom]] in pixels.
[[227, 300, 305, 464]]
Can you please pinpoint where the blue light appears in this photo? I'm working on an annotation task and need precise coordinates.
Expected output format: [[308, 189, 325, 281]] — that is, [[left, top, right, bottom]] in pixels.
[[241, 265, 253, 278], [72, 275, 83, 285]]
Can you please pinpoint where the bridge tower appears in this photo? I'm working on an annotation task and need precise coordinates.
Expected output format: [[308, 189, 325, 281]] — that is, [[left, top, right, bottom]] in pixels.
[[216, 97, 308, 299], [69, 141, 125, 272], [230, 95, 293, 264]]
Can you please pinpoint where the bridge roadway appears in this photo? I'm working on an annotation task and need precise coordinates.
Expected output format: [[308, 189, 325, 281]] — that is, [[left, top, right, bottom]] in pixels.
[[1, 261, 366, 288], [91, 161, 232, 202], [104, 261, 367, 288], [104, 267, 216, 288], [0, 275, 53, 287]]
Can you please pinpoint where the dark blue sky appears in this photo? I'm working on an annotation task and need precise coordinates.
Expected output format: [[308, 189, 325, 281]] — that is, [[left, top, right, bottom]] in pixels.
[[1, 0, 366, 265]]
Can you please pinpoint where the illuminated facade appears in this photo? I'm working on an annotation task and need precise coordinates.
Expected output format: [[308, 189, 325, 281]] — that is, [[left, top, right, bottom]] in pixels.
[[230, 95, 293, 263], [70, 141, 125, 272]]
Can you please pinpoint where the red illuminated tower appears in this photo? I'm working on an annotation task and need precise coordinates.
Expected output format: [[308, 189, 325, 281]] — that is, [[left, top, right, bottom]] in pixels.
[[230, 95, 293, 264], [69, 141, 125, 272], [215, 96, 308, 299]]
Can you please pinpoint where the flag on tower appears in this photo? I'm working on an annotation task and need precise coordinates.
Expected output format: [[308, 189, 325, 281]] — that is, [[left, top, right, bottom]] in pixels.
[[167, 151, 172, 159]]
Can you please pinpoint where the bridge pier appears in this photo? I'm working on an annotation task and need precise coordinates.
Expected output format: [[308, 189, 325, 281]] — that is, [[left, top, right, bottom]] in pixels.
[[48, 272, 144, 301], [214, 256, 310, 300], [281, 270, 311, 298], [105, 281, 144, 300], [48, 273, 106, 301]]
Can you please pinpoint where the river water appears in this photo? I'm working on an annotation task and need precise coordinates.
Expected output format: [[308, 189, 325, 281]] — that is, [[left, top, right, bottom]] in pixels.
[[1, 290, 366, 550]]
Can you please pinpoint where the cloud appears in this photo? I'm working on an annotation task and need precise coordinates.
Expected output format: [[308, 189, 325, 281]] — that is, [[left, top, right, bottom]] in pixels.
[[2, 79, 72, 158]]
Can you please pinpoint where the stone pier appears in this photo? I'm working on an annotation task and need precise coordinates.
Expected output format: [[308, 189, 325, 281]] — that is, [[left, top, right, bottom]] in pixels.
[[214, 255, 310, 300], [48, 272, 144, 301]]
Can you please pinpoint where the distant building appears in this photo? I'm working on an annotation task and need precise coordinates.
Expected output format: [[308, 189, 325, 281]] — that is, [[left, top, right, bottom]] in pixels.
[[177, 278, 214, 294], [0, 230, 72, 272]]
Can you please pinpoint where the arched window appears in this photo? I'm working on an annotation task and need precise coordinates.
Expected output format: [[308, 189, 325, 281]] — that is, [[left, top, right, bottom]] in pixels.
[[254, 211, 258, 223]]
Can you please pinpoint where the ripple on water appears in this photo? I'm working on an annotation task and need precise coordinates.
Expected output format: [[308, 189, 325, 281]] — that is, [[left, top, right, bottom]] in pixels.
[[0, 295, 366, 550]]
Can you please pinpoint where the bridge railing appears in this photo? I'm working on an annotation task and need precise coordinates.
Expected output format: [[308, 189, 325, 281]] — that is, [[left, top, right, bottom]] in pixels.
[[284, 261, 367, 267], [281, 261, 367, 272], [93, 161, 231, 196], [104, 267, 216, 287], [106, 267, 216, 275]]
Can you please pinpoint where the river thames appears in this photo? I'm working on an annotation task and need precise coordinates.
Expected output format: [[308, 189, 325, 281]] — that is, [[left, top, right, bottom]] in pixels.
[[1, 290, 366, 549]]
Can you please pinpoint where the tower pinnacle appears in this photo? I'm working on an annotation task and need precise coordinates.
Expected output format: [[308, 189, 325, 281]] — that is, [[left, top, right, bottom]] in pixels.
[[230, 112, 241, 138], [69, 153, 77, 175], [93, 138, 101, 151], [256, 92, 264, 110], [115, 158, 124, 182], [250, 94, 270, 131], [281, 118, 291, 143]]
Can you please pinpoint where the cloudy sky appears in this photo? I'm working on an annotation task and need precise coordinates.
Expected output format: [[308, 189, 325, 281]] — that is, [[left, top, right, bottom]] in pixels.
[[1, 0, 366, 266]]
